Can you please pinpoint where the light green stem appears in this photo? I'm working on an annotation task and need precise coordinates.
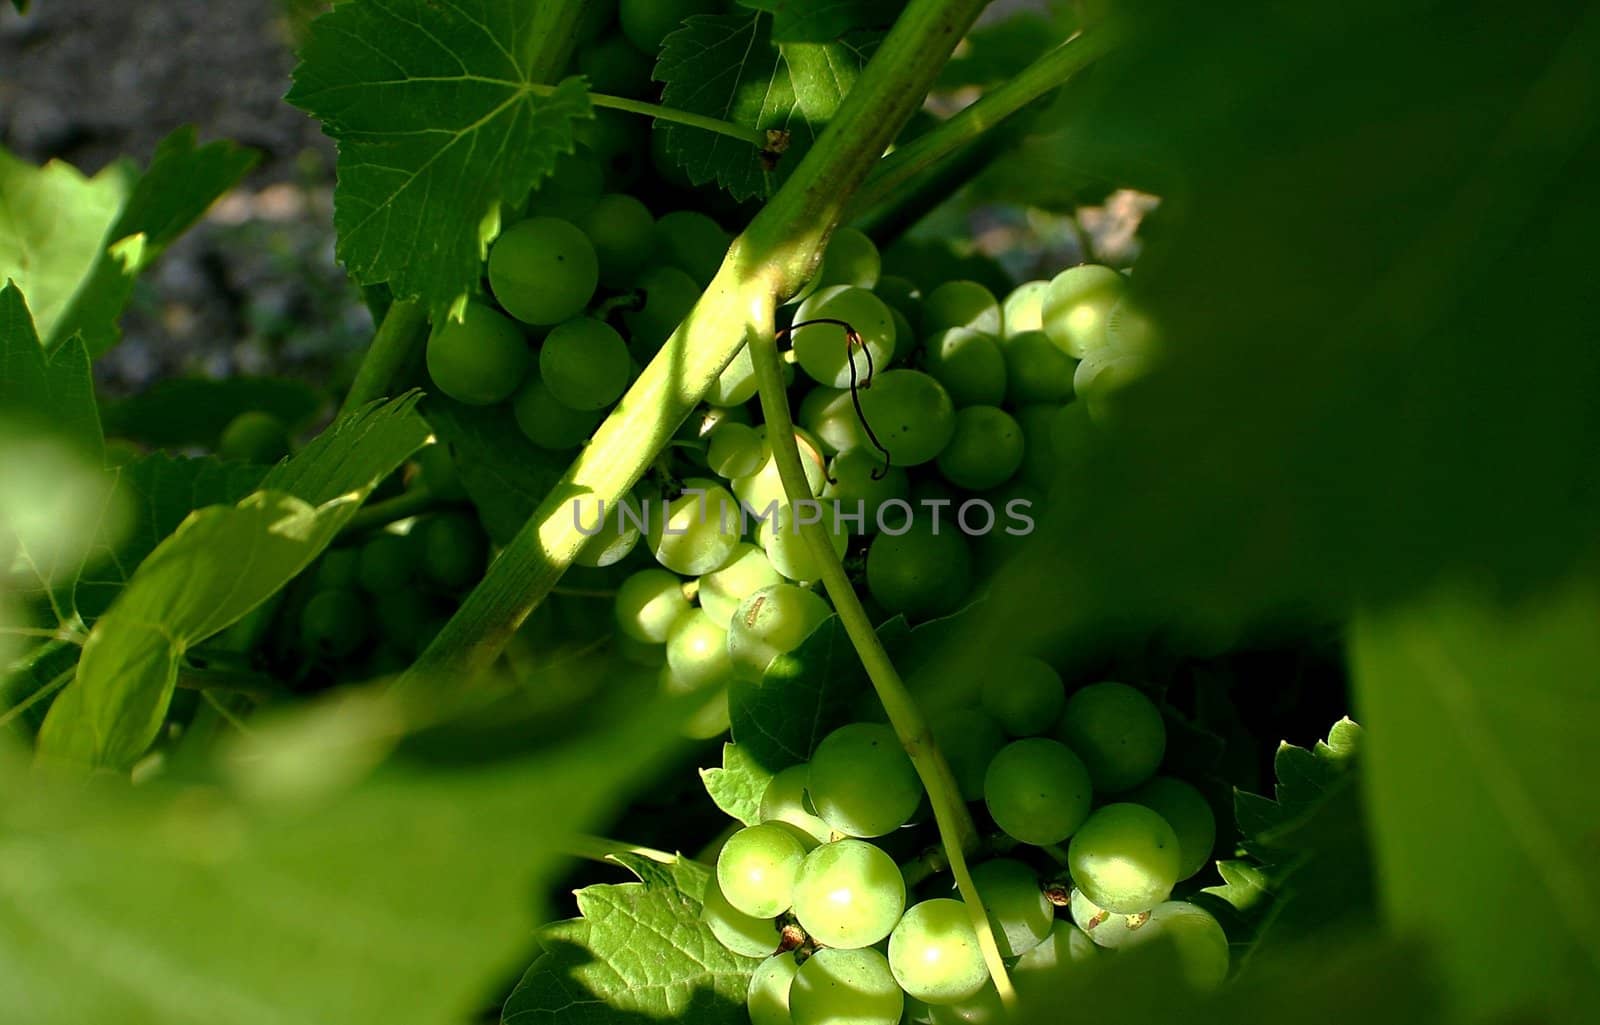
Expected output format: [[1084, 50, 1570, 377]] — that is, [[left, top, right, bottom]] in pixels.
[[339, 298, 428, 417], [338, 486, 440, 537], [533, 85, 769, 148], [565, 834, 683, 867]]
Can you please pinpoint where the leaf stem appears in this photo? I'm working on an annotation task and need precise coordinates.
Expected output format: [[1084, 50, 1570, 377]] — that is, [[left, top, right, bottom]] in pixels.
[[0, 667, 73, 730], [339, 485, 440, 537], [537, 85, 769, 149], [339, 299, 429, 418], [565, 834, 683, 867]]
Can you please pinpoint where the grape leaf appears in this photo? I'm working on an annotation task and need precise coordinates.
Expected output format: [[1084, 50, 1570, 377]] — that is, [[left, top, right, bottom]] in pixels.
[[728, 614, 864, 771], [738, 0, 907, 42], [0, 693, 679, 1025], [700, 742, 775, 826], [422, 396, 566, 545], [35, 396, 429, 770], [101, 377, 324, 447], [1352, 576, 1600, 1020], [287, 0, 593, 311], [0, 283, 103, 459], [47, 127, 257, 354], [502, 853, 756, 1025], [656, 12, 870, 201]]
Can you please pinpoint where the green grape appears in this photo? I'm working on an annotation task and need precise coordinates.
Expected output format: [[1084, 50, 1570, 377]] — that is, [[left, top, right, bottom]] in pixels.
[[1002, 330, 1077, 404], [807, 723, 921, 838], [412, 443, 467, 501], [717, 823, 807, 919], [747, 953, 801, 1025], [578, 110, 647, 191], [1041, 264, 1126, 359], [577, 192, 656, 286], [1067, 803, 1181, 913], [874, 274, 921, 329], [732, 429, 828, 514], [922, 328, 1007, 407], [697, 542, 784, 624], [1011, 921, 1099, 1008], [865, 522, 970, 620], [706, 422, 767, 480], [665, 608, 736, 691], [888, 899, 989, 1005], [577, 33, 652, 99], [646, 478, 742, 575], [707, 344, 759, 406], [1128, 776, 1217, 880], [298, 589, 368, 658], [425, 301, 531, 405], [790, 947, 903, 1025], [616, 631, 667, 669], [983, 738, 1093, 846], [488, 218, 599, 326], [968, 858, 1052, 958], [856, 370, 957, 466], [791, 840, 907, 949], [218, 411, 290, 463], [1055, 681, 1166, 792], [572, 0, 611, 44], [802, 226, 882, 296], [1013, 403, 1064, 491], [1069, 887, 1143, 948], [927, 707, 1006, 802], [622, 265, 701, 353], [539, 316, 630, 411], [357, 533, 416, 593], [822, 448, 910, 535], [922, 280, 1002, 335], [676, 681, 732, 739], [314, 547, 361, 590], [1002, 280, 1049, 337], [619, 0, 721, 53], [758, 502, 849, 583], [1119, 901, 1230, 991], [936, 407, 1024, 492], [799, 387, 868, 455], [979, 655, 1065, 737], [759, 764, 833, 843], [890, 306, 918, 362], [649, 122, 694, 188], [655, 210, 730, 286], [414, 512, 487, 590], [573, 492, 645, 568], [512, 376, 603, 450], [727, 583, 832, 681], [614, 568, 692, 644], [703, 872, 781, 957], [792, 286, 898, 389], [928, 984, 1004, 1025]]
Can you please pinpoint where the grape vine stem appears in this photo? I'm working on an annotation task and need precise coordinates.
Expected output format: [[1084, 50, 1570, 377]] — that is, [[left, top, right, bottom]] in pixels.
[[745, 307, 1016, 1007], [530, 84, 770, 149], [340, 299, 428, 418]]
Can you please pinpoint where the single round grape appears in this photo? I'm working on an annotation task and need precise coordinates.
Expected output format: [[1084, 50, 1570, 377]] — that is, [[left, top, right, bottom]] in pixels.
[[822, 448, 910, 535], [665, 608, 737, 692], [865, 523, 971, 620], [539, 316, 630, 411], [646, 478, 742, 576], [512, 376, 603, 450], [1067, 803, 1182, 913], [922, 280, 1002, 335], [412, 443, 467, 501], [702, 872, 780, 957], [790, 947, 903, 1025], [573, 492, 645, 568], [357, 533, 416, 593], [416, 512, 487, 590], [792, 286, 898, 389], [622, 265, 701, 353], [807, 723, 921, 838], [922, 328, 1007, 407], [1011, 921, 1099, 1008], [717, 823, 807, 919], [890, 306, 918, 362], [888, 899, 989, 1005], [697, 542, 784, 624], [927, 707, 1007, 802], [614, 568, 692, 644], [968, 859, 1052, 958], [1055, 681, 1166, 792], [676, 680, 732, 739], [488, 218, 598, 326], [732, 429, 828, 514], [927, 984, 1004, 1025], [619, 0, 721, 53], [299, 589, 368, 657], [656, 210, 730, 286], [813, 226, 882, 291], [706, 422, 766, 480], [577, 33, 653, 99], [759, 764, 833, 843], [726, 583, 832, 681], [1119, 901, 1230, 991], [747, 953, 801, 1025], [707, 344, 759, 405], [579, 193, 656, 287], [856, 370, 957, 466], [980, 656, 1065, 737], [1002, 330, 1077, 404], [1002, 280, 1049, 337], [314, 547, 361, 591], [758, 502, 849, 583], [1041, 264, 1126, 359], [791, 840, 907, 949], [984, 738, 1093, 846], [1069, 887, 1142, 948], [218, 411, 290, 463], [799, 387, 868, 454], [937, 406, 1024, 491], [873, 274, 921, 327], [426, 301, 531, 405], [524, 148, 605, 219], [1129, 776, 1217, 880]]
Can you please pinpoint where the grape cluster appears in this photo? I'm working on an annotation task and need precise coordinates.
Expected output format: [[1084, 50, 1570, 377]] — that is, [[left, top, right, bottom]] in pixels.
[[708, 673, 1229, 1025]]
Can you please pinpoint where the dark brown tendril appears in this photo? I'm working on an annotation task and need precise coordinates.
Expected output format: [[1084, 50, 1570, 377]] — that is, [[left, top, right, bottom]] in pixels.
[[776, 318, 894, 480]]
